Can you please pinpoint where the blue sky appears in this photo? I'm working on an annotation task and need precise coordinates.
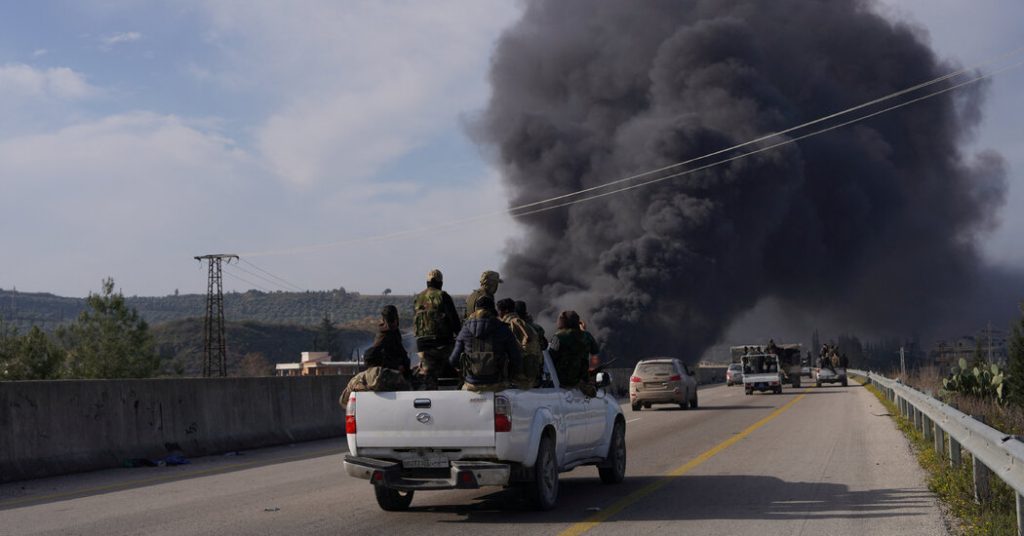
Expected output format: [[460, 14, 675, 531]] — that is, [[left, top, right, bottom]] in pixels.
[[0, 1, 1021, 298]]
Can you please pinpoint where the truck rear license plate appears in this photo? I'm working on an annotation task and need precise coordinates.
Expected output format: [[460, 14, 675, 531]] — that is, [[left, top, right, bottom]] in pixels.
[[404, 455, 449, 469], [756, 382, 766, 388]]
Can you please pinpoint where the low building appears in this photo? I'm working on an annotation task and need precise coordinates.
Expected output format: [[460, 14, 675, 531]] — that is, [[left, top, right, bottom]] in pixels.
[[930, 327, 1009, 369], [275, 351, 363, 376]]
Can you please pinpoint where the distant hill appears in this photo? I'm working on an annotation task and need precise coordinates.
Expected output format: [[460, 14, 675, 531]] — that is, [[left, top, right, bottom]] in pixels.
[[152, 318, 377, 376], [0, 288, 449, 332]]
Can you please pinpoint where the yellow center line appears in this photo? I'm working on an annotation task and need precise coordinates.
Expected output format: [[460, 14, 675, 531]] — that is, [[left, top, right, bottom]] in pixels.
[[560, 392, 808, 536], [0, 447, 344, 509]]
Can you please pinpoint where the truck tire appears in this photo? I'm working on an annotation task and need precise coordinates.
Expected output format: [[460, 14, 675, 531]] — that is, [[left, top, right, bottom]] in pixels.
[[841, 377, 848, 387], [374, 486, 414, 511], [529, 436, 559, 510], [631, 402, 641, 412], [598, 421, 626, 484], [744, 388, 752, 396], [792, 376, 801, 389], [689, 392, 698, 409]]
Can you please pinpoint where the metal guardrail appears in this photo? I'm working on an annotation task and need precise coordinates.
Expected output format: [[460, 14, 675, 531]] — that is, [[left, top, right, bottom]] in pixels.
[[851, 369, 1024, 535]]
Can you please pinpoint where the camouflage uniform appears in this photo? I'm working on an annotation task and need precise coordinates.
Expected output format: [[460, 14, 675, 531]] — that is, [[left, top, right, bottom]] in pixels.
[[340, 367, 409, 408], [548, 311, 599, 394], [465, 270, 502, 320], [413, 269, 462, 389], [500, 310, 542, 389]]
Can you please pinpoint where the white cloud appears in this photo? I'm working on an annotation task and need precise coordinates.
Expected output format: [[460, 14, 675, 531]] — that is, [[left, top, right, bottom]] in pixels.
[[193, 0, 519, 187], [32, 49, 47, 57], [100, 31, 142, 47], [0, 63, 99, 100], [0, 112, 260, 295]]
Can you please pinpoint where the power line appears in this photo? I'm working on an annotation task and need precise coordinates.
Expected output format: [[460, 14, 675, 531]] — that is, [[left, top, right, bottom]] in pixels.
[[239, 46, 1024, 258], [239, 259, 305, 291], [229, 262, 301, 292], [507, 60, 1024, 218], [222, 267, 272, 293]]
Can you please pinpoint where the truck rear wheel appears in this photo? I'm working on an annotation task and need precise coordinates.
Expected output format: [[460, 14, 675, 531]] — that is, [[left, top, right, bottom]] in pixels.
[[841, 378, 848, 387], [598, 421, 626, 484], [529, 436, 559, 510], [374, 486, 414, 511], [631, 402, 641, 412], [792, 376, 801, 388]]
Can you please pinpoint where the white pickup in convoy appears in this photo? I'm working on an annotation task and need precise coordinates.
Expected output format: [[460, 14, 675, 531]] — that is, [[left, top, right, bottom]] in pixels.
[[742, 354, 783, 395], [815, 365, 848, 387], [342, 353, 626, 511]]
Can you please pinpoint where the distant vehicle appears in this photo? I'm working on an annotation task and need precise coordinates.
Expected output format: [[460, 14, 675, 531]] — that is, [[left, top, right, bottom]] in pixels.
[[730, 344, 803, 388], [629, 358, 698, 411], [815, 365, 848, 387], [741, 354, 783, 395], [726, 363, 743, 386], [342, 352, 625, 511]]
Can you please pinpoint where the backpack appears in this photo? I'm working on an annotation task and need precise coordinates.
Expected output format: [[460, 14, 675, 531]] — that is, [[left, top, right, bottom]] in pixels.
[[414, 288, 450, 340], [460, 336, 507, 384]]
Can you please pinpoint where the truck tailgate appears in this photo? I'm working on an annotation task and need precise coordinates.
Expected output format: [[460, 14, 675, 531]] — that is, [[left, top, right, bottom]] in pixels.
[[354, 391, 495, 449]]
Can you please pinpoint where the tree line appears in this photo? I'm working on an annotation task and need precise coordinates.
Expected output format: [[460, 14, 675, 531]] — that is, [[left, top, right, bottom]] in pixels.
[[0, 278, 158, 380]]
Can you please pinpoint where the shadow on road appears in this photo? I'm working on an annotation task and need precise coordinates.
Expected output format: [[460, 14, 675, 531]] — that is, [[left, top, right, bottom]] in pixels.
[[421, 474, 932, 525]]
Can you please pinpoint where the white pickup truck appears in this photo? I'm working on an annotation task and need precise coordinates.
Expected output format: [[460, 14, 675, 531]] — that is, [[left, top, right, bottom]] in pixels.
[[742, 354, 783, 395], [342, 353, 626, 511], [814, 366, 848, 387]]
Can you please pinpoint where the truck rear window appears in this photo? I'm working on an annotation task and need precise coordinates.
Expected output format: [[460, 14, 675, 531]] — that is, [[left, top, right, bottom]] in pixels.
[[636, 363, 674, 377]]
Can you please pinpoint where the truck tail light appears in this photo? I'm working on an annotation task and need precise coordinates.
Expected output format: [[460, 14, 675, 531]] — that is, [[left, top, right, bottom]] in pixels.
[[630, 376, 642, 383], [345, 414, 357, 434], [494, 395, 512, 433], [669, 374, 682, 381]]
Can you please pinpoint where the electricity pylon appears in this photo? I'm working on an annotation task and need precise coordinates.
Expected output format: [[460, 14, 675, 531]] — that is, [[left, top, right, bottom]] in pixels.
[[195, 254, 238, 377]]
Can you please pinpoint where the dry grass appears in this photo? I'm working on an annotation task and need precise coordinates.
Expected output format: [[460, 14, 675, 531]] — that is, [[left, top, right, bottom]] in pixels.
[[900, 365, 1024, 436], [860, 379, 1017, 535]]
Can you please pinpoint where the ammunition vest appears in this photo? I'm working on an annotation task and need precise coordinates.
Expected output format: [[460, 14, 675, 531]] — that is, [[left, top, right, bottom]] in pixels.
[[414, 288, 450, 340], [461, 336, 508, 384]]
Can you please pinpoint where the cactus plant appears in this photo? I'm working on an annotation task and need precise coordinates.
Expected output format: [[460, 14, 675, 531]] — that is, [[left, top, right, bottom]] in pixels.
[[941, 357, 1008, 405]]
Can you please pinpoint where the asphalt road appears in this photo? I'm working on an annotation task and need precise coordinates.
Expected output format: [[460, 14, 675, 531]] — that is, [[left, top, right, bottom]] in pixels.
[[0, 381, 948, 536]]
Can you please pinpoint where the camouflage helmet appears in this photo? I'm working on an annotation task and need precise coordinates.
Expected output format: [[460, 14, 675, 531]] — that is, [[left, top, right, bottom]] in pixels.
[[479, 270, 503, 286], [426, 268, 443, 284]]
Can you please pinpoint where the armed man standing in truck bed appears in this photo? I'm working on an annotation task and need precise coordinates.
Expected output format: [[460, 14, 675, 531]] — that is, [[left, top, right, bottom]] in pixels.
[[465, 270, 502, 320], [413, 269, 462, 389]]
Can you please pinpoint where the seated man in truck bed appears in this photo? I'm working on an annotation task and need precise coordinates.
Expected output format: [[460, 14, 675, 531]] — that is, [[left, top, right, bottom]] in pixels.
[[449, 295, 522, 392], [340, 305, 411, 405]]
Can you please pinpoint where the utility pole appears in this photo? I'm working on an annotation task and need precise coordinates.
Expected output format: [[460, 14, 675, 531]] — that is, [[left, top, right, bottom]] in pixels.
[[900, 346, 906, 378], [195, 254, 238, 377], [987, 321, 993, 363]]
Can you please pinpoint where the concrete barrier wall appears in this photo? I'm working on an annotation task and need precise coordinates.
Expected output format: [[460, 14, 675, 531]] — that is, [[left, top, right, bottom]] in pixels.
[[0, 375, 351, 483]]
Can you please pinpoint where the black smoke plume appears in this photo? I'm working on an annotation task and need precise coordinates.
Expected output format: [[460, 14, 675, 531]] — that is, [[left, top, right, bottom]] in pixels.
[[475, 0, 1008, 363]]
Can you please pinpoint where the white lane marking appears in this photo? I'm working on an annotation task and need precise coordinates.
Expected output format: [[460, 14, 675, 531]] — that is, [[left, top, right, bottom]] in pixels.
[[626, 418, 642, 423]]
